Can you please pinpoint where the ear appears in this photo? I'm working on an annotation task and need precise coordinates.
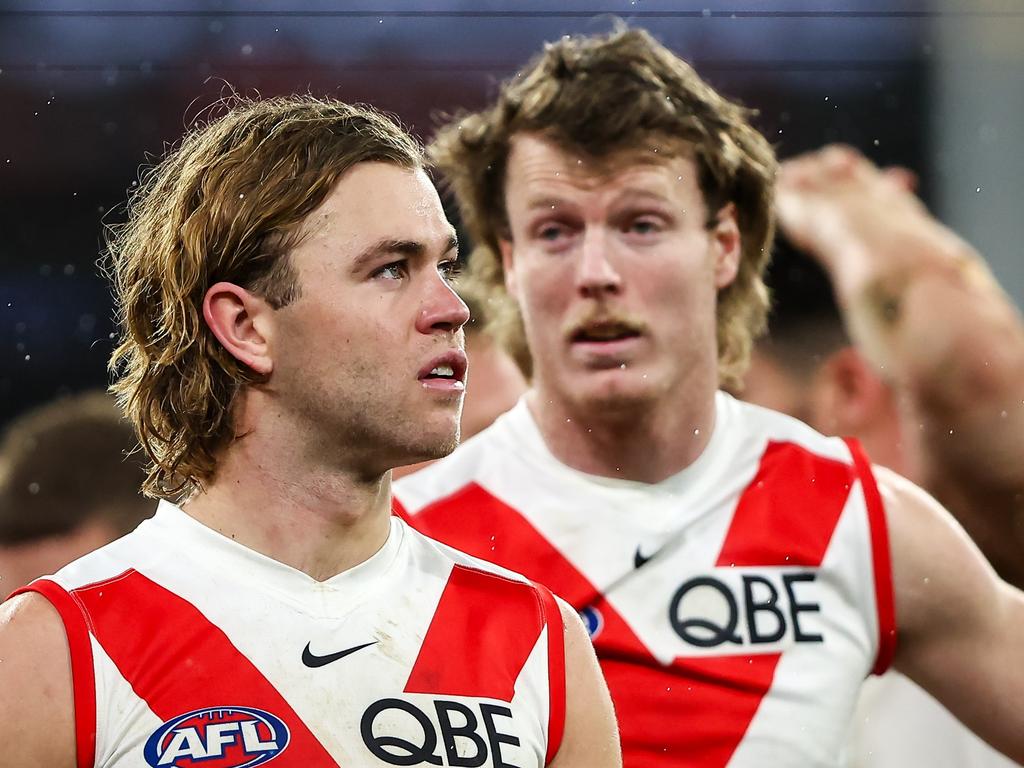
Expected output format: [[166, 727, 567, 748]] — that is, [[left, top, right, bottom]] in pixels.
[[202, 281, 274, 376], [816, 346, 889, 433], [710, 202, 741, 289], [499, 237, 518, 298]]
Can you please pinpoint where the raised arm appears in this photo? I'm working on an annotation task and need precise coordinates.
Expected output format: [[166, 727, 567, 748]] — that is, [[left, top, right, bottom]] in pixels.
[[776, 145, 1024, 585], [880, 465, 1024, 762], [548, 598, 622, 768], [0, 592, 77, 767]]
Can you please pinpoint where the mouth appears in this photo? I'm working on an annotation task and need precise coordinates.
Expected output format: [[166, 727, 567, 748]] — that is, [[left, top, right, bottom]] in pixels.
[[570, 320, 643, 345], [418, 350, 468, 391]]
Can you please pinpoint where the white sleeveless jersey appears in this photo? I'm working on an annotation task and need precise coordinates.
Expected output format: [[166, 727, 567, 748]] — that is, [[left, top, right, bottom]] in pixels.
[[14, 502, 565, 768], [394, 392, 895, 768]]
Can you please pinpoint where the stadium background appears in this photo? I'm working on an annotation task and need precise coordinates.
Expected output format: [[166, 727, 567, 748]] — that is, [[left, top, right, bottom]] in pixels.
[[1, 0, 1021, 428]]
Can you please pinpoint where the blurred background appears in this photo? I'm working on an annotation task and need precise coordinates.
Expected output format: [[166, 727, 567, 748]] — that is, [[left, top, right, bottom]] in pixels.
[[1, 0, 1021, 428]]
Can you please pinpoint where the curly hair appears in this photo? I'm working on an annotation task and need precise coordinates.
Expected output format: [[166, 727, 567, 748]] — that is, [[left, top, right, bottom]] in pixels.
[[430, 27, 777, 387], [105, 95, 423, 500]]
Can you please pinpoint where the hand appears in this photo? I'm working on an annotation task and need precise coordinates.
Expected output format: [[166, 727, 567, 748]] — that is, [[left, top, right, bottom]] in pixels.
[[775, 145, 963, 301]]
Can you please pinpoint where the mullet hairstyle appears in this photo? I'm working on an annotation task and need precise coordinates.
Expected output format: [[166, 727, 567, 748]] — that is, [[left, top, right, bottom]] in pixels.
[[430, 27, 777, 386], [106, 95, 423, 500]]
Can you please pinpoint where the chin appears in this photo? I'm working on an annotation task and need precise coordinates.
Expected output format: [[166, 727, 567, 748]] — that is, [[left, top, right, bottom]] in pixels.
[[401, 424, 461, 465], [570, 369, 661, 411]]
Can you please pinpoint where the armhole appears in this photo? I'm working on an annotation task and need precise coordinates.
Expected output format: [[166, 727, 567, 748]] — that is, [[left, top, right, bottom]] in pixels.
[[10, 579, 97, 768], [843, 438, 898, 675], [533, 583, 566, 766]]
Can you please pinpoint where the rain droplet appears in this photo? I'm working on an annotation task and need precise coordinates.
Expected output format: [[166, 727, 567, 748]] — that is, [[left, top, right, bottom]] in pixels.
[[28, 482, 40, 494]]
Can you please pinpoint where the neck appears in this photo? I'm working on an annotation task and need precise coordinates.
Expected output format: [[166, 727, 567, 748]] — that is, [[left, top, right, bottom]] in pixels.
[[183, 411, 393, 582], [527, 382, 719, 484]]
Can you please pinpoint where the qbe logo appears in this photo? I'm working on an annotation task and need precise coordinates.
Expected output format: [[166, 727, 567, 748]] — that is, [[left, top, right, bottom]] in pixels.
[[361, 697, 521, 767], [143, 706, 290, 767]]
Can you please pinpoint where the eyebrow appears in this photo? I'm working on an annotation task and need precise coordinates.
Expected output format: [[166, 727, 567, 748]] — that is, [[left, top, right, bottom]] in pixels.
[[525, 188, 673, 212], [353, 231, 458, 269]]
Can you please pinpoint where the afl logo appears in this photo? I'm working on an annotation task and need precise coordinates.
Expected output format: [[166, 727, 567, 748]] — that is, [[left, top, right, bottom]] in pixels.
[[143, 706, 290, 768], [579, 605, 604, 639]]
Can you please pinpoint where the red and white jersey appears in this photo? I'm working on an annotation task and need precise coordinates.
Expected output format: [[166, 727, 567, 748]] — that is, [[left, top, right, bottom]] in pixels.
[[13, 502, 565, 768], [395, 392, 896, 768]]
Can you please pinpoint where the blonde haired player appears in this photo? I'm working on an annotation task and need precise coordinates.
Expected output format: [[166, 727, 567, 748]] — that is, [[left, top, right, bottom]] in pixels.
[[0, 95, 620, 768], [395, 28, 1024, 766]]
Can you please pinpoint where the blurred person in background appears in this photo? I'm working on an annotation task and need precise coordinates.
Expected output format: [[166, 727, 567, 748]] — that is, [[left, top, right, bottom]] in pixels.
[[395, 27, 1024, 766], [0, 94, 618, 768], [0, 390, 150, 593], [457, 288, 530, 441], [741, 144, 1024, 767]]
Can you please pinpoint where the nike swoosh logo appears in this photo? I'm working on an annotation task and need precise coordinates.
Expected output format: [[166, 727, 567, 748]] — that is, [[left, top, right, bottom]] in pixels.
[[634, 546, 654, 569], [302, 640, 378, 668]]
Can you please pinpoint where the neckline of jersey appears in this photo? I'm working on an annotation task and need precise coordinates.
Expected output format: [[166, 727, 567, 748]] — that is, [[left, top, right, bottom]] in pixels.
[[498, 389, 738, 500], [145, 500, 406, 602]]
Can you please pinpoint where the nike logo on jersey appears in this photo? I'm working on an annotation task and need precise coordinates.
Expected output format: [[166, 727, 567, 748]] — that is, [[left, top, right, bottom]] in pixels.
[[634, 546, 654, 569], [302, 640, 378, 668]]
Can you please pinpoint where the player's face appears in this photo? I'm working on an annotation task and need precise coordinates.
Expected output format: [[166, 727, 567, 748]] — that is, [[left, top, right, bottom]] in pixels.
[[500, 135, 740, 413], [269, 162, 469, 474]]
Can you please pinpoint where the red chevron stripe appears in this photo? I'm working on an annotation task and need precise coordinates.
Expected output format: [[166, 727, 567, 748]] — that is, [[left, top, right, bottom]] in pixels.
[[71, 569, 339, 767]]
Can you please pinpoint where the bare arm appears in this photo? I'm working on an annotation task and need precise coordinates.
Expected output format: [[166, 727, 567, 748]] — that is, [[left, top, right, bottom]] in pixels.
[[776, 145, 1024, 584], [881, 465, 1024, 762], [548, 598, 621, 768], [0, 592, 76, 767]]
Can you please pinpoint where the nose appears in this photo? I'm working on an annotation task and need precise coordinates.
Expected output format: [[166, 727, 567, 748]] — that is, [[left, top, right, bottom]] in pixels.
[[575, 228, 622, 297], [416, 273, 471, 335]]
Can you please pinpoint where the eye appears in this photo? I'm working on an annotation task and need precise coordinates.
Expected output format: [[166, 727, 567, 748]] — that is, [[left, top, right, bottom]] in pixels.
[[539, 224, 566, 241], [438, 259, 463, 283], [533, 220, 578, 250], [374, 261, 407, 280], [626, 218, 662, 236]]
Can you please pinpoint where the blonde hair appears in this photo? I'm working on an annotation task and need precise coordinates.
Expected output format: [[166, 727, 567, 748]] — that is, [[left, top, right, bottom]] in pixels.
[[106, 95, 422, 499], [431, 27, 777, 386]]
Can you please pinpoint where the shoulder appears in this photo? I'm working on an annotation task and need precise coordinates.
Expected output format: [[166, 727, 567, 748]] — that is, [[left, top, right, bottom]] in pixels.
[[721, 391, 854, 463], [0, 590, 77, 766], [400, 517, 535, 586], [40, 525, 146, 592], [872, 465, 997, 645]]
